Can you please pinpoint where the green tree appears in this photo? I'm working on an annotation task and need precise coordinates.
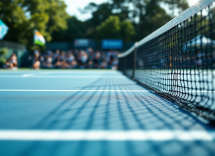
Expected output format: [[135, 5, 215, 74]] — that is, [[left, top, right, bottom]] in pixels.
[[80, 1, 131, 39], [0, 0, 69, 47], [23, 0, 69, 42], [82, 0, 189, 41], [0, 48, 8, 66], [163, 0, 189, 15], [97, 16, 135, 41], [109, 0, 130, 21], [120, 20, 136, 41], [81, 3, 113, 27], [52, 16, 87, 42], [129, 0, 189, 39], [97, 16, 121, 39], [0, 0, 28, 44]]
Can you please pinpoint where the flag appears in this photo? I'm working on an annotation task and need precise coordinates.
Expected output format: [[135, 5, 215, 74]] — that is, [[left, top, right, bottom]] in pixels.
[[34, 30, 46, 46], [0, 19, 9, 40]]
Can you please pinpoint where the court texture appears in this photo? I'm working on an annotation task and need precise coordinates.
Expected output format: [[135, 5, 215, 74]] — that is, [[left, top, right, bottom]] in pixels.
[[0, 69, 215, 156]]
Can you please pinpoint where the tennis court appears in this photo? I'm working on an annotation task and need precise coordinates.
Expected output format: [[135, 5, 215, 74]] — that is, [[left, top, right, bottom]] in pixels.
[[1, 0, 215, 155], [0, 70, 215, 156]]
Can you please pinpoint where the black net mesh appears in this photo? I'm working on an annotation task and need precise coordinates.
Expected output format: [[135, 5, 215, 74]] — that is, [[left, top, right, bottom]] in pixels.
[[118, 0, 215, 121], [118, 47, 135, 78]]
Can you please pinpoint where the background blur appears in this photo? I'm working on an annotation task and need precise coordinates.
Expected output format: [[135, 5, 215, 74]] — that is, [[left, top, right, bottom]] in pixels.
[[0, 0, 196, 69]]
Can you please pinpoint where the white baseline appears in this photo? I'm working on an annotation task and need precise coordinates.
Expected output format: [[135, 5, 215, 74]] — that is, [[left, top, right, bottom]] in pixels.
[[0, 130, 214, 141], [0, 89, 148, 92], [0, 89, 213, 92]]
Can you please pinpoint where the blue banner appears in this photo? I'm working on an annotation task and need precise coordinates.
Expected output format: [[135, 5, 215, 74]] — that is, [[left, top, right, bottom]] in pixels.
[[102, 39, 123, 49], [74, 39, 94, 47], [0, 19, 9, 40]]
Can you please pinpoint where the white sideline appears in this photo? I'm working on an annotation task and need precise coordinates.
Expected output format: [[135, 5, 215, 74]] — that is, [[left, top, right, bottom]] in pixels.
[[0, 89, 213, 92], [0, 130, 214, 141], [0, 89, 148, 92], [0, 75, 124, 78]]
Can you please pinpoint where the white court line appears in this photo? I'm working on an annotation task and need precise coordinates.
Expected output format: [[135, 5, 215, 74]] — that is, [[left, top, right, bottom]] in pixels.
[[22, 74, 35, 77], [22, 72, 52, 77], [0, 75, 124, 78], [0, 130, 214, 141], [0, 89, 149, 92], [0, 89, 213, 92]]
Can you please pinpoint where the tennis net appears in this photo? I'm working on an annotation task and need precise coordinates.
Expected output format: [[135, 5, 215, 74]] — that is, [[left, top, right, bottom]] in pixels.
[[118, 0, 215, 122]]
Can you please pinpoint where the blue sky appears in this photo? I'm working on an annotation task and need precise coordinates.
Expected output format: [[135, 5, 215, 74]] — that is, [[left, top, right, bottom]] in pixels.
[[63, 0, 199, 21]]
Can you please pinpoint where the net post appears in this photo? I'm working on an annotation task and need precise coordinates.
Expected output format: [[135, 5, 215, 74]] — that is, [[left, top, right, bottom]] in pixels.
[[131, 42, 138, 79]]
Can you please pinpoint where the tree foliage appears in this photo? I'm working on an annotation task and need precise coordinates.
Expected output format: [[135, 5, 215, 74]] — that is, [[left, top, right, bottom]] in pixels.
[[83, 0, 189, 40], [0, 48, 8, 65], [0, 0, 69, 47], [97, 16, 135, 41], [52, 16, 87, 42], [120, 20, 136, 42], [97, 16, 121, 39], [0, 0, 190, 45], [23, 0, 69, 42], [0, 0, 28, 44]]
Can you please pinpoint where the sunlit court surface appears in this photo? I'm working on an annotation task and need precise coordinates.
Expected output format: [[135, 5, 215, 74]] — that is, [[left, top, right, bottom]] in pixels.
[[0, 70, 215, 156]]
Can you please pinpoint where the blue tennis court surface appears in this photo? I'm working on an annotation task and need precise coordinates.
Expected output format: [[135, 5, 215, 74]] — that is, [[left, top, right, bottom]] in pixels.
[[0, 70, 215, 156]]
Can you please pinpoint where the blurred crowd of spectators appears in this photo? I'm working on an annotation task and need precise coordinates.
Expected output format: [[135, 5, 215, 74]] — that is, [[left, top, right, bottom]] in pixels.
[[32, 48, 119, 69], [3, 53, 18, 69]]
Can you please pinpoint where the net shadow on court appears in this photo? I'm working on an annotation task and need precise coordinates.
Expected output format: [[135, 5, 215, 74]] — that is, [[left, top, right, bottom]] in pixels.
[[10, 75, 214, 156]]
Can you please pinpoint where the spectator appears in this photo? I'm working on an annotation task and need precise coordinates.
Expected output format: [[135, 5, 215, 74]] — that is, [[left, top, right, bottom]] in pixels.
[[70, 60, 77, 68], [61, 60, 69, 69], [33, 56, 40, 69], [67, 54, 75, 64], [10, 53, 18, 69], [55, 58, 62, 68], [78, 51, 88, 68], [60, 51, 66, 60], [94, 51, 101, 68], [3, 59, 12, 69], [46, 56, 53, 68], [40, 55, 44, 64], [100, 59, 108, 69], [3, 53, 18, 69], [54, 49, 60, 61], [112, 57, 118, 69]]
